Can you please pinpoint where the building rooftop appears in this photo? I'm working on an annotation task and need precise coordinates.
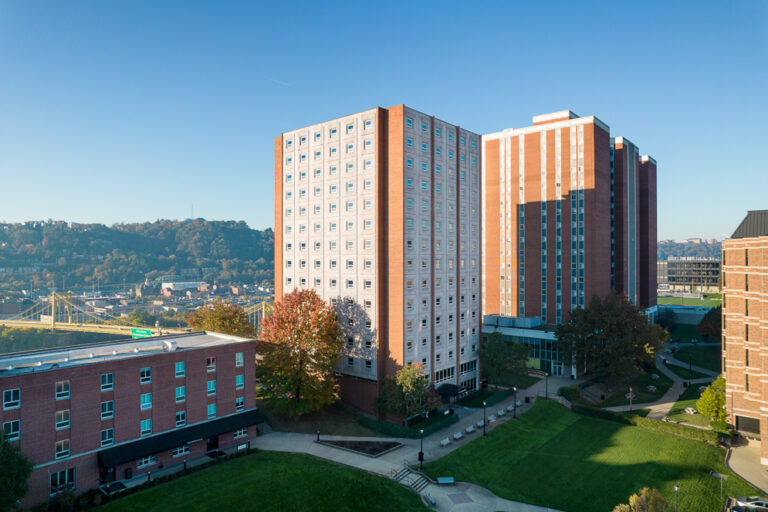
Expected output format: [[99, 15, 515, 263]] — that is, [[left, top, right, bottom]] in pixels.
[[731, 210, 768, 239], [0, 331, 253, 377]]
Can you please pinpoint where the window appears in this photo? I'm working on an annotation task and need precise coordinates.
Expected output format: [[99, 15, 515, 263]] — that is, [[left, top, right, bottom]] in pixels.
[[235, 427, 248, 438], [55, 439, 70, 459], [55, 410, 70, 430], [101, 373, 113, 391], [173, 444, 190, 457], [137, 455, 156, 468], [407, 117, 413, 127], [50, 468, 75, 495], [140, 419, 152, 436], [236, 374, 245, 390], [101, 428, 114, 447], [140, 367, 151, 384], [207, 380, 217, 396], [235, 352, 244, 367], [140, 393, 152, 410], [175, 410, 187, 427], [56, 380, 70, 400], [101, 400, 114, 419], [207, 404, 217, 419], [236, 397, 245, 411], [3, 388, 20, 410], [365, 360, 372, 370], [364, 119, 372, 130], [347, 357, 354, 367], [175, 386, 186, 403], [207, 357, 216, 372], [3, 420, 20, 441]]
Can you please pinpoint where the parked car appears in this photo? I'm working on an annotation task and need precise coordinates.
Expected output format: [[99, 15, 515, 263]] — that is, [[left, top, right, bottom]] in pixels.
[[735, 497, 768, 511]]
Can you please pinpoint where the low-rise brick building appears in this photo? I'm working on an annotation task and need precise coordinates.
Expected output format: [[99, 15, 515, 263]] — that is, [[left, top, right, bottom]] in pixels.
[[0, 332, 264, 507]]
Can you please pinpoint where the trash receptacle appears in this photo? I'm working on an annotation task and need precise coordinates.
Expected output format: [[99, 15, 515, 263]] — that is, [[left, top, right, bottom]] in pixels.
[[525, 396, 530, 404]]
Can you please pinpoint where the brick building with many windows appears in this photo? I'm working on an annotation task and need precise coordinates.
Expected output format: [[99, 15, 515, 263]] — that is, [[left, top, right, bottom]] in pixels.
[[723, 210, 768, 463], [0, 332, 263, 507]]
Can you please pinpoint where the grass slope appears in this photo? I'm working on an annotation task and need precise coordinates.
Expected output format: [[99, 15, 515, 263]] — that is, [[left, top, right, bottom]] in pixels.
[[657, 296, 722, 308], [98, 452, 426, 512], [255, 401, 383, 437], [424, 401, 756, 512], [665, 363, 713, 381], [668, 385, 711, 427], [601, 371, 674, 407], [674, 346, 722, 374]]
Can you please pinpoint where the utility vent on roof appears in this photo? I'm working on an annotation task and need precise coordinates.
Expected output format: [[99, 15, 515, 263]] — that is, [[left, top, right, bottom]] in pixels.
[[163, 341, 177, 352]]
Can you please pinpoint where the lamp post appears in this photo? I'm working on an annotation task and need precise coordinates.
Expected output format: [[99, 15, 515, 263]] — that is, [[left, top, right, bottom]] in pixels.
[[545, 372, 549, 400], [629, 386, 633, 415], [316, 430, 320, 442], [674, 483, 679, 511], [483, 400, 487, 436], [419, 429, 424, 471], [513, 386, 517, 419]]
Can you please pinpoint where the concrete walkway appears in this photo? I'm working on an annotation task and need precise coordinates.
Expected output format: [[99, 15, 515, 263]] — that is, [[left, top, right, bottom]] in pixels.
[[251, 378, 569, 512], [605, 354, 714, 419], [727, 438, 768, 495], [664, 354, 719, 378]]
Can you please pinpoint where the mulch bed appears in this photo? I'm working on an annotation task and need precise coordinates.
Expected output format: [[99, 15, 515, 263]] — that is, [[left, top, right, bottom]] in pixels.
[[319, 439, 403, 457]]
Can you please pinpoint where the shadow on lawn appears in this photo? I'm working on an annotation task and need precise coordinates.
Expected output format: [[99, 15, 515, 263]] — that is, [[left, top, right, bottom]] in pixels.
[[424, 401, 753, 512]]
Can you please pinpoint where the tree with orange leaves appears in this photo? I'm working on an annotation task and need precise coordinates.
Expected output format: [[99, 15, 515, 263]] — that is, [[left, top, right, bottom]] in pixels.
[[257, 289, 343, 416]]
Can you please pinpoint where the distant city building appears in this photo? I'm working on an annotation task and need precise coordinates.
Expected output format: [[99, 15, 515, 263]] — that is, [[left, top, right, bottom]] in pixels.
[[161, 281, 207, 291], [482, 111, 657, 326], [0, 332, 263, 507], [723, 210, 768, 463], [658, 257, 721, 293], [275, 105, 482, 412]]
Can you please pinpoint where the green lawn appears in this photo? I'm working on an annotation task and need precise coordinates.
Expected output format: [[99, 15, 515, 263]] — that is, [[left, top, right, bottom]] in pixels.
[[424, 401, 756, 512], [674, 346, 722, 374], [460, 388, 514, 408], [98, 452, 426, 512], [493, 373, 542, 389], [668, 384, 711, 427], [601, 371, 674, 407], [668, 323, 703, 343], [657, 296, 722, 308], [255, 400, 384, 437], [664, 363, 713, 381]]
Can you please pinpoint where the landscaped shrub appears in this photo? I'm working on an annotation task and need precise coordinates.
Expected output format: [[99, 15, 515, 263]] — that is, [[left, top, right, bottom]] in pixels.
[[571, 404, 631, 424], [359, 412, 459, 438], [629, 416, 720, 445], [559, 385, 580, 402]]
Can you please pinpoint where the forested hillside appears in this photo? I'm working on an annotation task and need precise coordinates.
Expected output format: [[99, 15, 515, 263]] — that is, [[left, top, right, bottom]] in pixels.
[[0, 220, 274, 290], [657, 240, 721, 261]]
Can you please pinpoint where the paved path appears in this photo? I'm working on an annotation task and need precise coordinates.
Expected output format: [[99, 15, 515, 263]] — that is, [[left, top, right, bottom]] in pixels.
[[727, 438, 768, 495], [605, 354, 714, 419], [664, 354, 719, 378], [252, 378, 571, 512]]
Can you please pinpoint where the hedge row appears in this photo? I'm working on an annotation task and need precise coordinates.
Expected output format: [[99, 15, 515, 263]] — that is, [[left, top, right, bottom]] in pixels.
[[558, 385, 581, 402], [359, 412, 459, 438], [571, 404, 721, 445]]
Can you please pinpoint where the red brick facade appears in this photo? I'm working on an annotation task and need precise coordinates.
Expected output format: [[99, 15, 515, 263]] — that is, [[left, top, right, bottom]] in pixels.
[[0, 334, 258, 507], [723, 233, 768, 463]]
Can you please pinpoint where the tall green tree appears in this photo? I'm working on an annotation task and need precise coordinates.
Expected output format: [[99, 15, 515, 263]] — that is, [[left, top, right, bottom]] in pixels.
[[257, 289, 342, 417], [697, 375, 727, 421], [612, 487, 670, 512], [186, 301, 256, 337], [0, 432, 33, 512], [375, 364, 438, 423], [479, 332, 530, 387], [556, 292, 667, 382]]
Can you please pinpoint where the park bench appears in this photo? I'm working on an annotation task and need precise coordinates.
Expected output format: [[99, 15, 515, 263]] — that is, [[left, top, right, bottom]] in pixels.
[[497, 409, 506, 416], [476, 420, 485, 428], [488, 415, 497, 423], [424, 493, 436, 507], [465, 425, 475, 434], [440, 438, 451, 447], [437, 477, 455, 485], [453, 432, 464, 441]]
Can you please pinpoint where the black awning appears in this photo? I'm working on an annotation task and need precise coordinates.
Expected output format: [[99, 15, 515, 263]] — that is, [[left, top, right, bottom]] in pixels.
[[98, 409, 265, 468], [436, 383, 462, 396]]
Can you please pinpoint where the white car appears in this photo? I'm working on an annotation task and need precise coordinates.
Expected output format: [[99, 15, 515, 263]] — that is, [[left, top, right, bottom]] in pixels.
[[735, 496, 768, 511]]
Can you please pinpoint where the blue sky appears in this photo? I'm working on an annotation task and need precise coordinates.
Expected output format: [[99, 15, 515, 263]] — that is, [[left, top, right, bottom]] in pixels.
[[0, 1, 765, 240]]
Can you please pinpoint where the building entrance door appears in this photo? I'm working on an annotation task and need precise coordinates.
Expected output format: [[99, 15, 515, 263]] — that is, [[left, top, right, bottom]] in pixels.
[[206, 436, 219, 453], [551, 362, 563, 377]]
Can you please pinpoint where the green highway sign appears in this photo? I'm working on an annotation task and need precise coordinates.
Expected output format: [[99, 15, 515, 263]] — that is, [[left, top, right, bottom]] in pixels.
[[131, 328, 153, 339]]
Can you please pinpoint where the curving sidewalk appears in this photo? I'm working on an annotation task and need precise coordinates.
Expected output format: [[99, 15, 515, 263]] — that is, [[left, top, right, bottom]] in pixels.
[[250, 381, 567, 512]]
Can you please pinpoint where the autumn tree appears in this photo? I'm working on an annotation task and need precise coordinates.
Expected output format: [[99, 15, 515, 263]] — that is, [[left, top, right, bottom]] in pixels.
[[480, 332, 530, 388], [186, 301, 256, 337], [612, 487, 670, 512], [257, 289, 342, 417], [0, 432, 32, 512], [697, 306, 722, 342], [697, 375, 727, 421], [556, 292, 667, 382]]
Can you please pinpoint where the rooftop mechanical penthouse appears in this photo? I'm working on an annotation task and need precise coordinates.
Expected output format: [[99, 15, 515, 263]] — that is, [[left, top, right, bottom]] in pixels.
[[0, 332, 263, 508]]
